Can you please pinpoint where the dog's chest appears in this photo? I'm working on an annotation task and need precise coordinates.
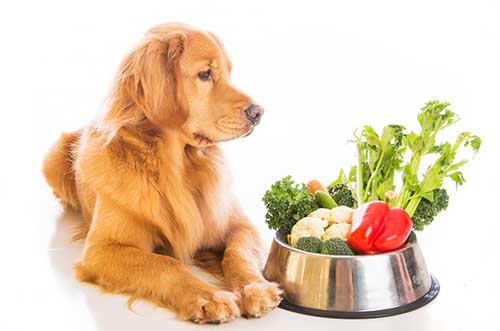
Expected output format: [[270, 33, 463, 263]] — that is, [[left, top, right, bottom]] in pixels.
[[185, 156, 233, 248], [154, 146, 233, 256]]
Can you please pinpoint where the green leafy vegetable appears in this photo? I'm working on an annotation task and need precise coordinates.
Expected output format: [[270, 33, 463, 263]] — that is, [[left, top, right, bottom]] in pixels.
[[263, 176, 319, 234], [331, 100, 480, 231], [396, 102, 481, 217], [354, 124, 407, 204]]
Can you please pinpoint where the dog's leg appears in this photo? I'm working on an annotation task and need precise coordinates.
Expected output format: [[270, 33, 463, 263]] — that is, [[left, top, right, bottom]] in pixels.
[[75, 197, 240, 324], [221, 207, 283, 318]]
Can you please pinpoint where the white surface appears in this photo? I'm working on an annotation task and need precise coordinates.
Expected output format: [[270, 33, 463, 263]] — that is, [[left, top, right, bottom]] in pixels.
[[1, 0, 500, 330]]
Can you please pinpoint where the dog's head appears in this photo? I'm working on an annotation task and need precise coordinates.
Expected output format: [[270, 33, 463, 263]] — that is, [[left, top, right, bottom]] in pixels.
[[116, 23, 263, 147]]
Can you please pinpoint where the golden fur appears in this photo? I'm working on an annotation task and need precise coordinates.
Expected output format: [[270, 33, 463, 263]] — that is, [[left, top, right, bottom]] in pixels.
[[43, 23, 281, 324]]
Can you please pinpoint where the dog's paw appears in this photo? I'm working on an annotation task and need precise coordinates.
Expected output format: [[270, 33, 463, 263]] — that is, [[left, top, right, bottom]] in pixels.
[[239, 281, 283, 318], [180, 290, 240, 324]]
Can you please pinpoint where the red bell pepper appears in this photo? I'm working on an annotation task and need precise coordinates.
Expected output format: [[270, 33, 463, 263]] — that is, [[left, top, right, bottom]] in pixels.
[[347, 201, 412, 254]]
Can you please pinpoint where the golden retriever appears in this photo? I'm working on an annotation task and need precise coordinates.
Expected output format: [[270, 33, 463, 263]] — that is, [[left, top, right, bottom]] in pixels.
[[43, 22, 282, 324]]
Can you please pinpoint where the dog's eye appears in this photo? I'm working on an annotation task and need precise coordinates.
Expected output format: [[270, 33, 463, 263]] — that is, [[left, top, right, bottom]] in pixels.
[[197, 69, 212, 82]]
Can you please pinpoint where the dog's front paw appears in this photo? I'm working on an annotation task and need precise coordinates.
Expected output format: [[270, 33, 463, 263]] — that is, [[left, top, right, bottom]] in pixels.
[[238, 281, 283, 318], [179, 289, 240, 324]]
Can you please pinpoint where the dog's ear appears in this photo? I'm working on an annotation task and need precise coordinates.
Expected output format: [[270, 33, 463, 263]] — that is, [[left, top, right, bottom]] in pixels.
[[120, 31, 188, 128]]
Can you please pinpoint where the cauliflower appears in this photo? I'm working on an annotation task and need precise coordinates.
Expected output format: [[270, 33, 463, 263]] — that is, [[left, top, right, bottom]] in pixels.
[[308, 206, 354, 225], [290, 217, 328, 247], [308, 208, 336, 224], [321, 223, 351, 241]]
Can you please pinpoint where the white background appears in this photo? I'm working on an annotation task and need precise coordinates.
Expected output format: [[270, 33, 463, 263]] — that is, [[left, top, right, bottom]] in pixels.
[[1, 0, 499, 330]]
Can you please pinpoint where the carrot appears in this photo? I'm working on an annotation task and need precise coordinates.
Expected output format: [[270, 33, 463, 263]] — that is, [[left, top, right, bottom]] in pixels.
[[307, 180, 327, 195]]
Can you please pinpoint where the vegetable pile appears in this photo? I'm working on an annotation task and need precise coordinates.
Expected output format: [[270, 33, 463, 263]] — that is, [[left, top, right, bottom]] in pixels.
[[262, 101, 480, 255]]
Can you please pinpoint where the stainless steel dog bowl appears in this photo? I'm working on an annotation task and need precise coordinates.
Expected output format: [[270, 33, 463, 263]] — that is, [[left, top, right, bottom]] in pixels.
[[263, 231, 439, 318]]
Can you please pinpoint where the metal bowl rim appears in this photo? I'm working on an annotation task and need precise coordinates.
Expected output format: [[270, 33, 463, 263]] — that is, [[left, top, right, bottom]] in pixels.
[[273, 231, 417, 260]]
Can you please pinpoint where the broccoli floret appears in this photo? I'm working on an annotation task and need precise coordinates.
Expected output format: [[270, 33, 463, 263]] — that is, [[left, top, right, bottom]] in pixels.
[[412, 188, 449, 231], [296, 236, 322, 253], [433, 188, 449, 213], [328, 184, 356, 208], [412, 198, 434, 231], [319, 238, 354, 256], [263, 176, 319, 234]]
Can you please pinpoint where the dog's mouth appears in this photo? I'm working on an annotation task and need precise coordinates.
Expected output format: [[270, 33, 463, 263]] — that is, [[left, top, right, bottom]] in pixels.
[[242, 126, 254, 138], [194, 133, 214, 146], [193, 126, 255, 147]]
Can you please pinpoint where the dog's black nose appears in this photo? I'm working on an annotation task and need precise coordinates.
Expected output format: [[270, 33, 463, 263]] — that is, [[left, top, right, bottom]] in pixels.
[[244, 104, 264, 125]]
